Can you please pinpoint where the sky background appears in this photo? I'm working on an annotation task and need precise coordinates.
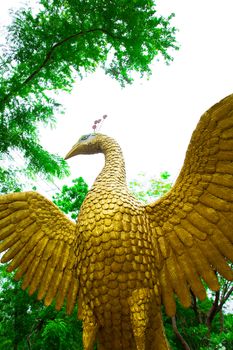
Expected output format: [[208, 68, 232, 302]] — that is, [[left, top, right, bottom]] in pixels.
[[1, 0, 233, 191]]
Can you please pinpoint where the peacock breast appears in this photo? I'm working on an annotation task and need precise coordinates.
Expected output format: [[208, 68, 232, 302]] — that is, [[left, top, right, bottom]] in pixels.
[[75, 186, 158, 320]]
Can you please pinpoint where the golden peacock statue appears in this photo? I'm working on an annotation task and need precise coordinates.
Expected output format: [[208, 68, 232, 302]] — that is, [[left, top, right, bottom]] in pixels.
[[1, 94, 233, 349]]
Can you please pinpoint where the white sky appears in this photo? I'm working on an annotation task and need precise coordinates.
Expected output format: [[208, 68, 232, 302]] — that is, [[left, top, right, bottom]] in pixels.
[[1, 0, 233, 190]]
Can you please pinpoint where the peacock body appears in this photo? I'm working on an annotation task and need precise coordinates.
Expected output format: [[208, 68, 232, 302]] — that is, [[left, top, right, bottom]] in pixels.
[[1, 95, 233, 349], [74, 136, 167, 349]]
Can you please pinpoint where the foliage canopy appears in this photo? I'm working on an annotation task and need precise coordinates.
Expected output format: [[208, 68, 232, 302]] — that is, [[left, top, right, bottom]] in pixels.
[[129, 171, 173, 203], [0, 265, 83, 350], [0, 0, 178, 192], [52, 177, 88, 219]]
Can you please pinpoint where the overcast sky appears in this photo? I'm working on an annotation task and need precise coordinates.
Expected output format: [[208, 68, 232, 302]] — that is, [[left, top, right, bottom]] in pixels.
[[1, 0, 233, 190]]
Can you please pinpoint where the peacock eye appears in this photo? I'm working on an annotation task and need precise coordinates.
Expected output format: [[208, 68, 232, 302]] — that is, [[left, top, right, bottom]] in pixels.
[[79, 135, 89, 141], [79, 133, 96, 142]]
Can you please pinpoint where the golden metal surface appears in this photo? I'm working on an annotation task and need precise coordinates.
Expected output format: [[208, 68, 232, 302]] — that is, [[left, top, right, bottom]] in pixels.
[[1, 95, 233, 349]]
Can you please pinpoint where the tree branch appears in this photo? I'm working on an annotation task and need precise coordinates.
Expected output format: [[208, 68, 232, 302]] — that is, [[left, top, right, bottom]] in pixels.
[[190, 289, 202, 324], [1, 27, 120, 107], [22, 28, 110, 85], [217, 285, 233, 313], [219, 309, 224, 333], [171, 316, 191, 350]]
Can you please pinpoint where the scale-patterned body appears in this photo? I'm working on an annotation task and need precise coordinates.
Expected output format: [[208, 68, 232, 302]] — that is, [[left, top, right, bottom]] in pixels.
[[1, 95, 233, 349], [76, 170, 166, 349]]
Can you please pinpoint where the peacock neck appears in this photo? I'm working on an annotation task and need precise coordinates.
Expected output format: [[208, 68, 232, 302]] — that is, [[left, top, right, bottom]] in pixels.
[[93, 137, 126, 188]]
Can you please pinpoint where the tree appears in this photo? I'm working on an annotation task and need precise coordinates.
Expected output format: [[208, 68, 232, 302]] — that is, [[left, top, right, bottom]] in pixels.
[[0, 0, 178, 192], [0, 264, 83, 350], [52, 177, 89, 219], [129, 171, 173, 203], [162, 281, 233, 350], [0, 167, 22, 194]]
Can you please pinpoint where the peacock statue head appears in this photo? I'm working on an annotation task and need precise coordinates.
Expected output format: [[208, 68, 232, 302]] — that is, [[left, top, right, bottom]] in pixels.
[[65, 133, 105, 159], [65, 115, 109, 159], [65, 131, 126, 186]]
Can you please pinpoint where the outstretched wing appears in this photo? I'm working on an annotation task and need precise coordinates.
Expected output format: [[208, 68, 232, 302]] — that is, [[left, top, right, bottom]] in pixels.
[[0, 191, 78, 314], [145, 94, 233, 316]]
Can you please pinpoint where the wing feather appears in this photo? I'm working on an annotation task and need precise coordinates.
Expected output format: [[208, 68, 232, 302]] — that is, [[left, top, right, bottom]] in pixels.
[[189, 245, 220, 289], [198, 240, 232, 280], [176, 252, 206, 300], [56, 269, 73, 310], [22, 252, 41, 290], [173, 225, 193, 247], [15, 248, 37, 280], [0, 209, 12, 220], [37, 260, 57, 299], [18, 222, 38, 243], [167, 230, 185, 255], [166, 253, 191, 307], [29, 259, 48, 295], [6, 228, 48, 272], [145, 94, 233, 315], [1, 238, 22, 263], [66, 278, 79, 314], [179, 219, 207, 240], [0, 229, 21, 253], [210, 227, 232, 260], [0, 191, 79, 313], [44, 270, 64, 306], [160, 264, 176, 316], [0, 215, 12, 230], [217, 214, 233, 243]]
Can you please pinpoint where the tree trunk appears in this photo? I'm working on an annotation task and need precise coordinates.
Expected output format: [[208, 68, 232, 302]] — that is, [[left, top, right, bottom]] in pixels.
[[206, 290, 220, 336]]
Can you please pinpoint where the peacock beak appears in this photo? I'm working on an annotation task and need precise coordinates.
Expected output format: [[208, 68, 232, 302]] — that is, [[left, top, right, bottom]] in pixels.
[[64, 142, 80, 160]]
